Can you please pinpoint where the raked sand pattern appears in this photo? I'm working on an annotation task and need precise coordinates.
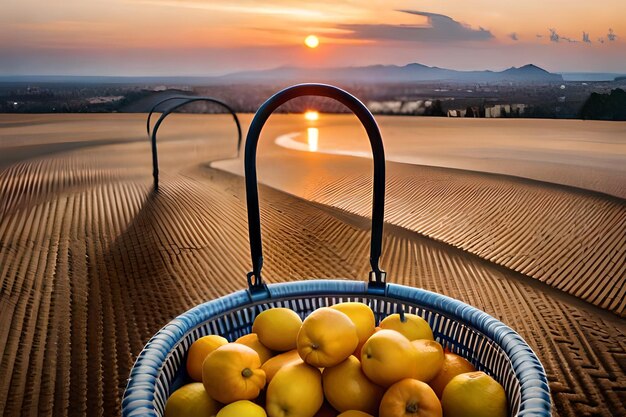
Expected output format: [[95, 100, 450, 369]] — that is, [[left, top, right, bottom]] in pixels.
[[0, 114, 625, 416]]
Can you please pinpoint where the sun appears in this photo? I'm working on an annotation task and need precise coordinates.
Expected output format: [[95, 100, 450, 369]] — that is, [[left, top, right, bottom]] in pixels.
[[304, 35, 319, 49]]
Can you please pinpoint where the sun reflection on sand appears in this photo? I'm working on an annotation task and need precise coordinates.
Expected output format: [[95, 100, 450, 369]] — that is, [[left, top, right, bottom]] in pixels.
[[307, 127, 318, 152]]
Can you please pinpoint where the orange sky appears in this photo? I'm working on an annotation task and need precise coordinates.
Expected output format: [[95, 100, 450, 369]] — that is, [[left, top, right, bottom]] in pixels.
[[1, 0, 625, 75]]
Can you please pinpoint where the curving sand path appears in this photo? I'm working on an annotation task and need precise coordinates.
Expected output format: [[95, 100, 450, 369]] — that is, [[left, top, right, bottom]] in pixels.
[[0, 114, 625, 417]]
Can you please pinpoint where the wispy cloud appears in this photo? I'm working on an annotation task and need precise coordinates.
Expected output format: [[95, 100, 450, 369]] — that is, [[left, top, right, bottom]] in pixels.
[[134, 0, 324, 18], [336, 10, 494, 43], [509, 32, 518, 41]]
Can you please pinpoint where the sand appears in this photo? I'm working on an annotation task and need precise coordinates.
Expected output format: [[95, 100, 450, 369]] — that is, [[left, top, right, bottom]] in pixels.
[[0, 113, 625, 416]]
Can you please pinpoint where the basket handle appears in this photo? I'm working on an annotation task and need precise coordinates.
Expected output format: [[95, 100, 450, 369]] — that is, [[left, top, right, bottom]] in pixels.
[[245, 83, 386, 294]]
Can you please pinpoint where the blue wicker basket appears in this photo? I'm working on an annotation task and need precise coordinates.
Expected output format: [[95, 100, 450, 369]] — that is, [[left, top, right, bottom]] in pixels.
[[121, 84, 551, 417]]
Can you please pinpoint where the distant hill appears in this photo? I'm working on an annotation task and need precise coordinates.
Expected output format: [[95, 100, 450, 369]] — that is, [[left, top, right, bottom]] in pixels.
[[216, 63, 564, 84], [579, 88, 626, 121]]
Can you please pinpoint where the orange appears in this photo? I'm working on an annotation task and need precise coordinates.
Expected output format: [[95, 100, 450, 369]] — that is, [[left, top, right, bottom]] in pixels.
[[441, 371, 507, 417], [379, 314, 433, 341], [262, 349, 303, 383], [330, 302, 376, 346], [429, 352, 476, 398], [360, 329, 418, 387], [410, 340, 444, 382], [186, 335, 228, 381], [297, 307, 359, 367], [235, 333, 274, 363], [266, 362, 324, 417], [216, 400, 266, 417], [322, 355, 384, 415], [202, 343, 266, 404], [337, 412, 373, 417], [379, 378, 442, 417], [164, 382, 222, 417], [252, 308, 303, 351]]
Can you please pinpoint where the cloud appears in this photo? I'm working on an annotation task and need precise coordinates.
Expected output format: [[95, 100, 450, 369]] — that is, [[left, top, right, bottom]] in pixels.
[[549, 28, 560, 42], [607, 28, 617, 41], [583, 32, 591, 43], [509, 32, 518, 41], [336, 10, 494, 43]]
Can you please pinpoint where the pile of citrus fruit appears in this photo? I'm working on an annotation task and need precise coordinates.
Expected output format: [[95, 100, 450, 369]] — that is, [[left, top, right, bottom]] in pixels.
[[165, 302, 508, 417]]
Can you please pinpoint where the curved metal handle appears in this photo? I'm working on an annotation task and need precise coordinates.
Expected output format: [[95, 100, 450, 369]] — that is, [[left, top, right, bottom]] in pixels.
[[147, 95, 195, 136], [150, 97, 243, 190], [245, 83, 386, 292]]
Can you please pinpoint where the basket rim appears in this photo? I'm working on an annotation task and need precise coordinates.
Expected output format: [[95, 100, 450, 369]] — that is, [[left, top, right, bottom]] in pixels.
[[122, 279, 551, 417]]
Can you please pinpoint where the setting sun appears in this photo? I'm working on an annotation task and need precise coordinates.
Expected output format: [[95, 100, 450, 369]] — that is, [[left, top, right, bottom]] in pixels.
[[304, 110, 319, 121], [304, 35, 319, 49]]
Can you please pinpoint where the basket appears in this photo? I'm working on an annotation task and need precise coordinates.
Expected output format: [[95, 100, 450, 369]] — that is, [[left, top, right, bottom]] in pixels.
[[121, 84, 551, 417]]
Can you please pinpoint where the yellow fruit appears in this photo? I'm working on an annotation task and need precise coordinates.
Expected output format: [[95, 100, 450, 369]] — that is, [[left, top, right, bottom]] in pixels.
[[337, 412, 373, 417], [266, 362, 324, 417], [379, 378, 442, 417], [410, 340, 444, 382], [236, 333, 274, 363], [360, 329, 418, 387], [253, 308, 303, 351], [262, 349, 303, 383], [202, 343, 266, 404], [379, 314, 433, 341], [429, 352, 476, 398], [186, 335, 228, 381], [441, 371, 507, 417], [165, 382, 221, 417], [322, 356, 385, 415], [330, 302, 375, 346], [297, 307, 359, 367], [216, 400, 266, 417]]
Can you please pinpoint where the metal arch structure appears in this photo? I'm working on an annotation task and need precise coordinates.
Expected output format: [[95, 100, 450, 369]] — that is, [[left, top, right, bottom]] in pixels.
[[149, 97, 243, 190], [147, 95, 197, 137]]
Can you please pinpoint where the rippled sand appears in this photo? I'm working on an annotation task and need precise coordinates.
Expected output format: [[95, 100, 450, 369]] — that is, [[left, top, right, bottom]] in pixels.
[[1, 114, 625, 416]]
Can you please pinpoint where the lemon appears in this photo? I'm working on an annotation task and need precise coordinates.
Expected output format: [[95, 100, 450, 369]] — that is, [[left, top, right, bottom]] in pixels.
[[164, 382, 221, 417], [360, 329, 418, 387], [379, 313, 433, 341], [252, 308, 303, 351], [297, 307, 358, 367], [202, 343, 266, 404], [429, 352, 476, 398], [236, 333, 274, 363], [186, 335, 228, 381], [266, 362, 324, 417], [337, 411, 374, 417], [216, 400, 266, 417], [441, 371, 507, 417], [410, 339, 444, 382], [322, 355, 384, 414]]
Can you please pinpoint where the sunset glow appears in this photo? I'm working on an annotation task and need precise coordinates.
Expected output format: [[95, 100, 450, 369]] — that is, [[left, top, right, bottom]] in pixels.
[[305, 35, 320, 49], [0, 1, 624, 75], [304, 110, 319, 121]]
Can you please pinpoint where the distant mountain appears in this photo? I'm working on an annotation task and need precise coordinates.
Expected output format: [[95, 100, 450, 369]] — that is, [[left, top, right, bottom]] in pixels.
[[216, 63, 564, 84]]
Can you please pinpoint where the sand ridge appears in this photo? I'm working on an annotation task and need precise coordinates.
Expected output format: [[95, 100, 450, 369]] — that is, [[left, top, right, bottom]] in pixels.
[[0, 114, 625, 416]]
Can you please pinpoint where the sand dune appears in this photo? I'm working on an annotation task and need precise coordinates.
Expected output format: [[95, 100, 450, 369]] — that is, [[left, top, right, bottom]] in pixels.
[[0, 114, 625, 416]]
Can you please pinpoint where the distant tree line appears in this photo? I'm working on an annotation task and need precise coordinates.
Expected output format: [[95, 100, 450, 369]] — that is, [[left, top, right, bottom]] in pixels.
[[579, 89, 626, 121]]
